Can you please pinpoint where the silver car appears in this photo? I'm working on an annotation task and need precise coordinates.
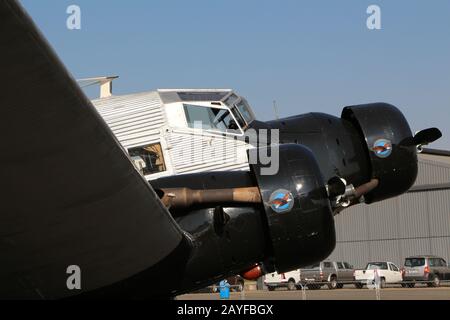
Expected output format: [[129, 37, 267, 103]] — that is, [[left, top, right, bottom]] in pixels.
[[402, 255, 450, 287]]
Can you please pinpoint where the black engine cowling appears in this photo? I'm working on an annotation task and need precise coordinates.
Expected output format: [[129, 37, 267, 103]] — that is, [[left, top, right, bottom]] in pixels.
[[257, 102, 420, 207], [249, 144, 336, 273], [342, 103, 418, 203], [151, 144, 336, 288]]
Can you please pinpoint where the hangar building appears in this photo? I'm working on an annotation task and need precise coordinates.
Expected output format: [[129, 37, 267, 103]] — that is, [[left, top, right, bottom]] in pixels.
[[328, 148, 450, 268]]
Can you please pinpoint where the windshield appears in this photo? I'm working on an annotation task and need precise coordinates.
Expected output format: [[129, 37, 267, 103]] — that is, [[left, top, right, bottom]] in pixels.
[[405, 258, 425, 267], [184, 104, 241, 133], [366, 262, 388, 270], [223, 94, 255, 128], [235, 99, 255, 125], [223, 93, 239, 107]]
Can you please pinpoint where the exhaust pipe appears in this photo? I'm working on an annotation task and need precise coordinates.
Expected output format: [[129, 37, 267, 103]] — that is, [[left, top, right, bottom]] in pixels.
[[159, 187, 262, 209]]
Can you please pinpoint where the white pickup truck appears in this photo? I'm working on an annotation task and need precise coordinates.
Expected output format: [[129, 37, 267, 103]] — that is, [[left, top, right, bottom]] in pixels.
[[354, 262, 403, 288], [264, 270, 301, 291]]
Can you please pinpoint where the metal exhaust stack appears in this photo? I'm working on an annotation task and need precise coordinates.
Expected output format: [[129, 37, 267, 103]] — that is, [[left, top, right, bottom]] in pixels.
[[159, 187, 262, 209]]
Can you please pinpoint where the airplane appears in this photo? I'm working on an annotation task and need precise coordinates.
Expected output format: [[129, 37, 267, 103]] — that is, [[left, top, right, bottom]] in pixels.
[[0, 1, 442, 299]]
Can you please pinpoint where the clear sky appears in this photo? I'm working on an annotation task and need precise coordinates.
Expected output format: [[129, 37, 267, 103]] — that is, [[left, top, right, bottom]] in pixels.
[[21, 0, 450, 149]]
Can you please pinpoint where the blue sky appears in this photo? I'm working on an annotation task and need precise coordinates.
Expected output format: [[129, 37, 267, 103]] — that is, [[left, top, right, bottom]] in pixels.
[[21, 0, 450, 149]]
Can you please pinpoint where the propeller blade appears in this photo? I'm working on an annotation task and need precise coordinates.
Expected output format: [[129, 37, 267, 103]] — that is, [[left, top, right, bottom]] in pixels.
[[413, 128, 442, 146]]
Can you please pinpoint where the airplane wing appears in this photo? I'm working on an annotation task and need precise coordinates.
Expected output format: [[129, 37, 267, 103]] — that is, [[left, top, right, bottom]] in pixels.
[[0, 0, 187, 299]]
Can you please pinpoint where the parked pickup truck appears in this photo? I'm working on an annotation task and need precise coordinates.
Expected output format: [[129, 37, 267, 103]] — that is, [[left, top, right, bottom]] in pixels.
[[264, 270, 301, 291], [299, 261, 355, 289], [354, 262, 403, 288], [264, 261, 355, 291]]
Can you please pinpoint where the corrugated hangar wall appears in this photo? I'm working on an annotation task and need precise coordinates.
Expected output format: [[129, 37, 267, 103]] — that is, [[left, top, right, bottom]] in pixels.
[[328, 151, 450, 268]]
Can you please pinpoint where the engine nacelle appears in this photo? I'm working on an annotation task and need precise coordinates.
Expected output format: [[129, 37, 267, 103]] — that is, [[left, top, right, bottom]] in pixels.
[[342, 103, 418, 203], [249, 144, 336, 273]]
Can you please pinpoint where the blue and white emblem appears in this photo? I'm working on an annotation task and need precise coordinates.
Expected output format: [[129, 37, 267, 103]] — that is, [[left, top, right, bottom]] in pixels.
[[371, 139, 393, 158], [269, 189, 294, 213]]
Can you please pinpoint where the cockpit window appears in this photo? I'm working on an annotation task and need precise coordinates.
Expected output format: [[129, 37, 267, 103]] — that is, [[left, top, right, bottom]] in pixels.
[[230, 108, 246, 129], [223, 93, 239, 107], [129, 143, 166, 176], [235, 99, 255, 124], [178, 92, 229, 102], [222, 94, 255, 129], [183, 104, 241, 133]]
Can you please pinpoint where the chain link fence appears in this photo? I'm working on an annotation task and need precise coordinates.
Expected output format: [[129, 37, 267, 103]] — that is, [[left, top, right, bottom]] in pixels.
[[267, 279, 450, 301]]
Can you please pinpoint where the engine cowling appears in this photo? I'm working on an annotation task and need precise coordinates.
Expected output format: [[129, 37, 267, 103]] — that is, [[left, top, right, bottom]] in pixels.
[[341, 103, 418, 203], [249, 144, 336, 273], [152, 143, 336, 286]]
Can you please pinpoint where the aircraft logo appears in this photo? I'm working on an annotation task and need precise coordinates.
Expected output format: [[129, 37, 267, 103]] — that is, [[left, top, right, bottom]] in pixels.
[[372, 139, 393, 158], [269, 189, 294, 213]]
